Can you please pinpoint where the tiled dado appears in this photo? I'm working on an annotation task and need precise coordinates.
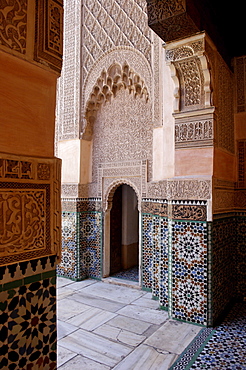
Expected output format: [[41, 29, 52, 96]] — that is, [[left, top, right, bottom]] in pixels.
[[171, 220, 208, 325], [171, 200, 208, 326], [57, 198, 102, 280], [0, 258, 57, 370], [141, 199, 169, 309], [142, 199, 209, 325]]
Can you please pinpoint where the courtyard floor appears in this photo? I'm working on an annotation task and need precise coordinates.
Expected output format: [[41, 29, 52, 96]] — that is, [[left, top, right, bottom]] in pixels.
[[57, 276, 202, 369]]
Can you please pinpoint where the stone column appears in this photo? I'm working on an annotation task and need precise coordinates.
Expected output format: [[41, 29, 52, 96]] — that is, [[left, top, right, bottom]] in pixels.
[[0, 1, 63, 367]]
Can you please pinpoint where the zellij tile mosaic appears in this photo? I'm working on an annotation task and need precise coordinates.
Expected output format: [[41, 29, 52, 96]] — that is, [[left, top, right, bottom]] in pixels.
[[0, 276, 57, 370]]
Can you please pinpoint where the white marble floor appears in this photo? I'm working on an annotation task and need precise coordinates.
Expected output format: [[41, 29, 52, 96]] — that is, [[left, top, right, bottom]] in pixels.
[[57, 277, 202, 370]]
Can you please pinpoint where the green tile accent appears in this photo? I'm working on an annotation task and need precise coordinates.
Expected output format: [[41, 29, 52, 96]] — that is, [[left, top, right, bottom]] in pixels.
[[42, 269, 56, 280], [2, 270, 57, 292], [3, 279, 23, 291], [24, 273, 42, 285]]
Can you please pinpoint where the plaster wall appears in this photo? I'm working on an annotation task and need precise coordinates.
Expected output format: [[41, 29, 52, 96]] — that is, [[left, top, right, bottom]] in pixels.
[[175, 147, 214, 177], [0, 0, 63, 367], [0, 52, 57, 157], [213, 148, 237, 182], [58, 139, 92, 184], [153, 52, 175, 180]]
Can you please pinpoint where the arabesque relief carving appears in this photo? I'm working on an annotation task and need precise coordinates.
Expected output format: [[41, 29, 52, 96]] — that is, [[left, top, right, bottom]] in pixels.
[[147, 179, 211, 200], [0, 0, 27, 54], [147, 0, 199, 43], [165, 35, 209, 112], [99, 160, 147, 210], [164, 33, 216, 149], [0, 153, 61, 266], [83, 0, 151, 78]]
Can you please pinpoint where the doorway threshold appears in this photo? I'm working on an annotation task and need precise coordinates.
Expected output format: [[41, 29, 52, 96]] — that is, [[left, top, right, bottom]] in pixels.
[[102, 277, 141, 290]]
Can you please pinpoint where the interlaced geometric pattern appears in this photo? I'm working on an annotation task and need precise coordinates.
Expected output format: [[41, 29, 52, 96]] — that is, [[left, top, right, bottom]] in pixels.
[[83, 0, 151, 78]]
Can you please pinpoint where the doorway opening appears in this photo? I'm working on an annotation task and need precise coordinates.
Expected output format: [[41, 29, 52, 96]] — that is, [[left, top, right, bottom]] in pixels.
[[109, 184, 139, 283]]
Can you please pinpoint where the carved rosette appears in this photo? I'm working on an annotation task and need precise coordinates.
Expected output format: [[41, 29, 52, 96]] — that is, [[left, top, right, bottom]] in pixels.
[[0, 153, 61, 266], [164, 32, 215, 149]]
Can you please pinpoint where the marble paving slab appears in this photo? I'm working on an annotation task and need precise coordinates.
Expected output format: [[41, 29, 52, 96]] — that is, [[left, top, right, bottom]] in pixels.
[[69, 291, 125, 312], [57, 297, 92, 321], [113, 344, 178, 370], [74, 310, 117, 331], [117, 304, 168, 325], [58, 354, 110, 370], [57, 277, 75, 289], [65, 279, 97, 291], [81, 281, 145, 304], [145, 320, 202, 354], [132, 296, 160, 310], [57, 345, 77, 367], [57, 320, 78, 340], [106, 315, 152, 335], [66, 307, 104, 327], [57, 286, 75, 300], [93, 324, 146, 347], [59, 328, 132, 367]]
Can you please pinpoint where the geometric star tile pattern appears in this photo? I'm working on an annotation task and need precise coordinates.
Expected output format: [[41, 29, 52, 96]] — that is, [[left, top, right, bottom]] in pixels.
[[170, 302, 246, 370], [0, 276, 56, 370]]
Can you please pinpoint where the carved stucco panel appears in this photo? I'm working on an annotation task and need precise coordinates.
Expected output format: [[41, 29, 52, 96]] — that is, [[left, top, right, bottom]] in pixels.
[[0, 153, 61, 266], [91, 87, 153, 183]]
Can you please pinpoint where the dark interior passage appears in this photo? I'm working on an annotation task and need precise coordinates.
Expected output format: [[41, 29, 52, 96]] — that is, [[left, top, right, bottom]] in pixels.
[[110, 184, 139, 280]]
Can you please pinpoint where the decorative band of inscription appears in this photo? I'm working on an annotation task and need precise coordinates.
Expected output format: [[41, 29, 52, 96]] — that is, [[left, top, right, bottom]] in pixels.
[[141, 198, 207, 221], [172, 203, 207, 221], [142, 199, 168, 217], [0, 158, 51, 181], [175, 119, 213, 148]]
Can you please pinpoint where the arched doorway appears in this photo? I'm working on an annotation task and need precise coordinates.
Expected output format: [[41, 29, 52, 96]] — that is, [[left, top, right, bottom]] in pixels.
[[105, 184, 140, 283]]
